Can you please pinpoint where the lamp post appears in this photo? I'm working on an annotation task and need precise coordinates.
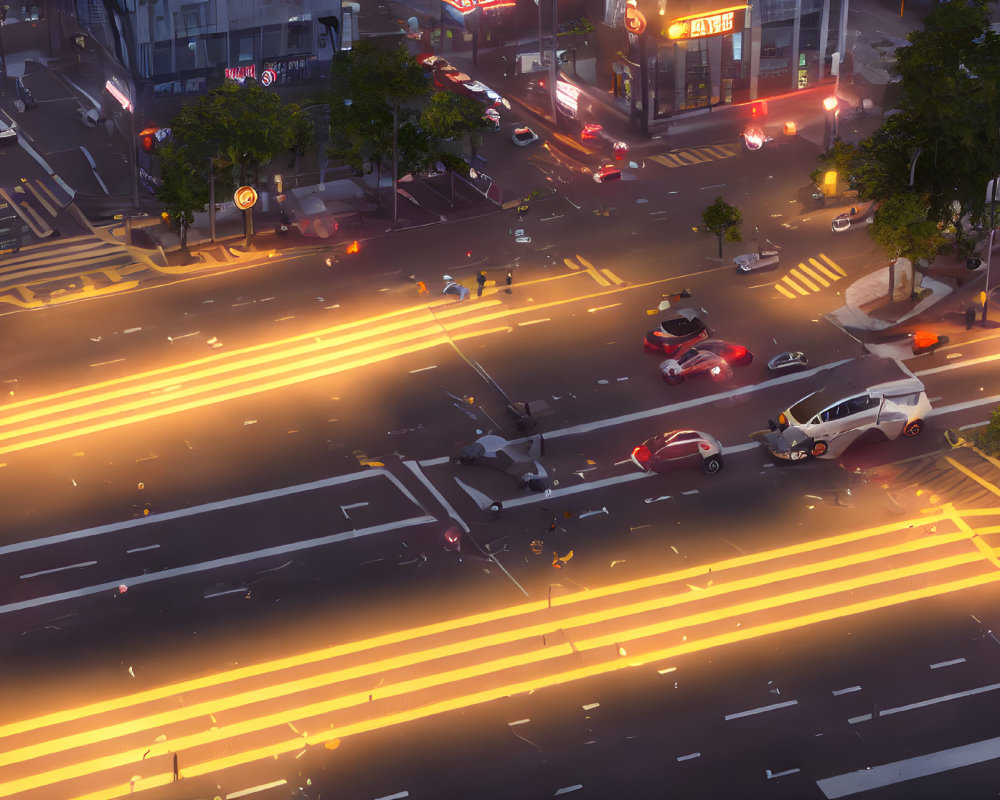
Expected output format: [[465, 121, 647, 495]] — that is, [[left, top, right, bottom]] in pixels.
[[822, 95, 839, 151], [983, 177, 999, 326]]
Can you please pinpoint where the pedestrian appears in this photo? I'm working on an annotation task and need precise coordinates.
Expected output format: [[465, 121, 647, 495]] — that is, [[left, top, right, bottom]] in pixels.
[[965, 304, 976, 330], [173, 753, 179, 782], [476, 270, 487, 297], [505, 271, 513, 294]]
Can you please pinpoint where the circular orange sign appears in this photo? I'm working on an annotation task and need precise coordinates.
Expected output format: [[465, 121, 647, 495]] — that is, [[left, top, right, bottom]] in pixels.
[[233, 185, 259, 211], [624, 5, 647, 35]]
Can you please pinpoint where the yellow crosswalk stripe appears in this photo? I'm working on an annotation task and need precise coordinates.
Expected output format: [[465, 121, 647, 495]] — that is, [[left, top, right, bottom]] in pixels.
[[810, 258, 842, 281], [782, 277, 811, 296], [675, 150, 710, 164], [649, 154, 680, 168], [576, 254, 611, 287], [789, 267, 820, 292], [798, 263, 830, 287], [819, 254, 847, 276], [601, 269, 624, 285], [776, 284, 797, 299]]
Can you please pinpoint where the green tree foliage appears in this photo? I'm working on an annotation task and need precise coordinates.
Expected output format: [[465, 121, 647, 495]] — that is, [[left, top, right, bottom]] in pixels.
[[169, 82, 306, 188], [816, 0, 1000, 254], [977, 404, 1000, 456], [155, 144, 209, 250], [420, 91, 489, 153], [701, 197, 743, 257], [325, 42, 430, 205], [868, 193, 946, 262]]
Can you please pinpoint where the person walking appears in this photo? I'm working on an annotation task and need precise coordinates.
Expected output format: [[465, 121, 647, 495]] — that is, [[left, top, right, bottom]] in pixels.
[[476, 270, 487, 297], [505, 271, 513, 294]]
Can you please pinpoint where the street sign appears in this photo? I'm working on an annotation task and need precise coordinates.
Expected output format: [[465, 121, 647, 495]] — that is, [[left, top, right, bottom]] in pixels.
[[260, 69, 277, 87], [233, 186, 259, 211]]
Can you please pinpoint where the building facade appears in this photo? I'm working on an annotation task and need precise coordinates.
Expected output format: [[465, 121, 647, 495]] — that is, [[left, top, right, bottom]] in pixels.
[[598, 0, 848, 130]]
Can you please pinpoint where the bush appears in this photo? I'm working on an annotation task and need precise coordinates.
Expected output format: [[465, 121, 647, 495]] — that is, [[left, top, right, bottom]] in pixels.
[[976, 404, 1000, 456]]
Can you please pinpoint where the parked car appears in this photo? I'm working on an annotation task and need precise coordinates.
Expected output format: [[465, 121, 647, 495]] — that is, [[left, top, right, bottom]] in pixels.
[[643, 308, 710, 354], [593, 162, 622, 183], [512, 126, 540, 147], [630, 430, 724, 475], [751, 357, 931, 461], [451, 433, 548, 491], [734, 248, 780, 273], [659, 339, 753, 385], [832, 202, 880, 232], [0, 118, 17, 144]]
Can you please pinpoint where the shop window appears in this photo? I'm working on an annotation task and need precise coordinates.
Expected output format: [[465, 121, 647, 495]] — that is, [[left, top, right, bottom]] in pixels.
[[288, 21, 312, 51]]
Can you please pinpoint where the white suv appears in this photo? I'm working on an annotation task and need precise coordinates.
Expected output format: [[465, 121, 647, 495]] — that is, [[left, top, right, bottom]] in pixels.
[[753, 357, 931, 460]]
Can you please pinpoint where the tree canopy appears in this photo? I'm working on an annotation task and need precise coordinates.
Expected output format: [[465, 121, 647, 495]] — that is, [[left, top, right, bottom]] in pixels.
[[815, 0, 1000, 257], [155, 143, 209, 249], [701, 197, 743, 257]]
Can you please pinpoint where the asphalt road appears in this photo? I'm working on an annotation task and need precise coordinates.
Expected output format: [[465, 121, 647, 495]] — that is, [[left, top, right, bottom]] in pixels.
[[2, 83, 1000, 800]]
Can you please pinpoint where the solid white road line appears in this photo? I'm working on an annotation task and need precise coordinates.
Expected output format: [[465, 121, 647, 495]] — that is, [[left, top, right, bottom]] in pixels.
[[766, 768, 800, 779], [725, 700, 799, 721], [930, 657, 966, 670], [676, 752, 701, 762], [0, 468, 422, 556], [816, 736, 1000, 799], [20, 561, 97, 579], [403, 460, 469, 533], [225, 780, 288, 799], [832, 686, 862, 696], [848, 681, 1000, 724]]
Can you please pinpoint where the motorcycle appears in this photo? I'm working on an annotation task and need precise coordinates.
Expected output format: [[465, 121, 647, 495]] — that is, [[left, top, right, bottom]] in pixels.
[[767, 351, 809, 372], [910, 331, 949, 355]]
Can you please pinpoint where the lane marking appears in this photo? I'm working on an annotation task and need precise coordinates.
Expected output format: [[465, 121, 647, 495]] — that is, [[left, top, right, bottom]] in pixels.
[[554, 786, 583, 796], [587, 303, 621, 313], [725, 700, 798, 721], [601, 269, 624, 285], [508, 718, 531, 726], [819, 254, 847, 275], [798, 263, 830, 287], [776, 284, 797, 299], [518, 318, 551, 327], [125, 544, 160, 554], [582, 702, 600, 711], [20, 561, 97, 579], [767, 768, 800, 779], [930, 657, 966, 669], [816, 736, 1000, 799], [848, 680, 1000, 724], [372, 793, 409, 800], [789, 267, 821, 292], [832, 685, 861, 696], [810, 258, 842, 281], [226, 780, 288, 799], [677, 752, 701, 762], [782, 277, 810, 296]]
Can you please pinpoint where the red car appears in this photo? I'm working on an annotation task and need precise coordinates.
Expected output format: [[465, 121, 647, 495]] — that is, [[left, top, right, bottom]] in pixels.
[[643, 309, 710, 354], [630, 430, 724, 475], [659, 339, 753, 385]]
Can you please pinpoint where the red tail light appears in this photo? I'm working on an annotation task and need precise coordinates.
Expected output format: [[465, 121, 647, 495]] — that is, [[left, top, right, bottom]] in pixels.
[[699, 441, 712, 451], [631, 445, 651, 464]]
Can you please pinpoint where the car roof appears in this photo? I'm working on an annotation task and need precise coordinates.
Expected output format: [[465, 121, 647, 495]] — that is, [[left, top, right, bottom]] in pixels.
[[789, 358, 923, 419]]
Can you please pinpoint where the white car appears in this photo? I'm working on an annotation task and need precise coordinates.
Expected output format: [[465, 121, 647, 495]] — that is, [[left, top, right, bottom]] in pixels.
[[733, 249, 779, 273], [752, 357, 930, 461], [511, 126, 539, 147], [832, 202, 880, 232], [0, 119, 17, 144]]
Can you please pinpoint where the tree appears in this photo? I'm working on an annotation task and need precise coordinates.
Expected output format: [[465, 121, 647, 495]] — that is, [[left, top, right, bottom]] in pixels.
[[325, 42, 429, 210], [815, 0, 1000, 254], [155, 143, 209, 250], [701, 197, 743, 257], [868, 193, 946, 263], [420, 91, 489, 158], [976, 404, 1000, 456], [169, 81, 306, 189]]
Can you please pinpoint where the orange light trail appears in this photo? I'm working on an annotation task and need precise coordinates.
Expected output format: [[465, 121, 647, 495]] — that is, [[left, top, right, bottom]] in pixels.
[[1, 505, 998, 800]]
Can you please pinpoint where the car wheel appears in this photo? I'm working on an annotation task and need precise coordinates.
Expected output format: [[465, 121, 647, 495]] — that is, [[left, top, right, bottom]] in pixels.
[[737, 262, 752, 273], [810, 441, 828, 457], [702, 455, 723, 475], [903, 419, 925, 437], [663, 372, 685, 385]]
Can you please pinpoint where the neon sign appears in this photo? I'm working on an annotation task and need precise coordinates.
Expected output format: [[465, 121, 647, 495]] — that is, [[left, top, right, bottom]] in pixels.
[[667, 5, 745, 40], [225, 65, 257, 81]]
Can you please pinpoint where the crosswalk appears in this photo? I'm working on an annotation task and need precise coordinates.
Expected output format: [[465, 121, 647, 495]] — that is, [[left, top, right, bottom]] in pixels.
[[563, 253, 624, 287], [773, 254, 847, 299], [0, 234, 148, 309], [649, 144, 738, 168]]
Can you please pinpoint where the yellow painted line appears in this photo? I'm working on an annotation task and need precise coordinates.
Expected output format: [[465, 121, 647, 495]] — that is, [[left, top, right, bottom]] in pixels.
[[944, 456, 1000, 499], [776, 284, 797, 299], [601, 269, 624, 285], [789, 267, 821, 292], [809, 258, 843, 281], [576, 254, 611, 287], [781, 277, 811, 296], [649, 154, 681, 168], [798, 263, 831, 287], [552, 131, 596, 155], [819, 253, 847, 276], [563, 257, 580, 270], [674, 150, 710, 164]]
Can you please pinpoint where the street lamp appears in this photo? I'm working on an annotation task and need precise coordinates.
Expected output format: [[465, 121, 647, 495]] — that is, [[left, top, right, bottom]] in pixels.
[[822, 95, 840, 150], [983, 177, 999, 326]]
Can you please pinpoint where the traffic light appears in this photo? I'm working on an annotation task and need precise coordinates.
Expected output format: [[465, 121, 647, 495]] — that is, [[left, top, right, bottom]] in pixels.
[[139, 127, 158, 153]]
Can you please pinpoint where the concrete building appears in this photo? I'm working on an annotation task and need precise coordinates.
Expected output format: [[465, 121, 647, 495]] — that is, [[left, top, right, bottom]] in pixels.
[[594, 0, 849, 131]]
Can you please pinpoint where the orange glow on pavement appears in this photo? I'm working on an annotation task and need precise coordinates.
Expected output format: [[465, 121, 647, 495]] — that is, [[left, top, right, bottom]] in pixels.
[[2, 505, 999, 800]]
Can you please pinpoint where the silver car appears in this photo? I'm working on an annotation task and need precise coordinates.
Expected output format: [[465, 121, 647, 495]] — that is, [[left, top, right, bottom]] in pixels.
[[752, 357, 931, 460]]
